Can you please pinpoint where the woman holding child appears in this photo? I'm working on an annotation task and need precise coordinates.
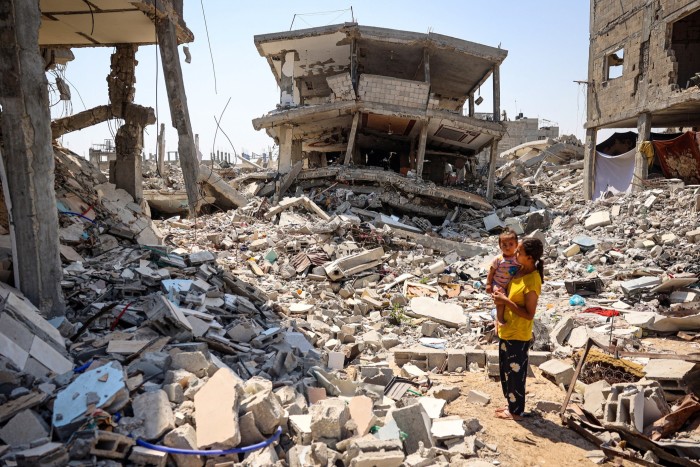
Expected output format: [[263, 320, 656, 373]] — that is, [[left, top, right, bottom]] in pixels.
[[488, 234, 545, 421]]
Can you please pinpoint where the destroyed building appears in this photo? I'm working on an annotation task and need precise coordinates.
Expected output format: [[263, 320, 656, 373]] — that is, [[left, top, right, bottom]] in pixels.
[[252, 23, 508, 202], [583, 0, 700, 200]]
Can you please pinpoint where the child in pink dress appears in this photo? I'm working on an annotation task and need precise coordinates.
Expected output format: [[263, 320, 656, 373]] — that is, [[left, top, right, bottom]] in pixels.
[[486, 228, 520, 326]]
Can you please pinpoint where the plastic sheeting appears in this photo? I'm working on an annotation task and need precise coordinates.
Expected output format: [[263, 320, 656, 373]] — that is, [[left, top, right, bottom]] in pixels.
[[593, 147, 636, 200]]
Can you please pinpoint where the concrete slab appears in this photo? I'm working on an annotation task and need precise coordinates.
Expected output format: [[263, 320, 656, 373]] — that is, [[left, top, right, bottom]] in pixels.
[[585, 210, 611, 229], [430, 416, 465, 440], [0, 409, 49, 447], [390, 403, 433, 454], [52, 361, 127, 440], [409, 297, 466, 328], [418, 397, 446, 419], [194, 368, 241, 449], [132, 390, 175, 441]]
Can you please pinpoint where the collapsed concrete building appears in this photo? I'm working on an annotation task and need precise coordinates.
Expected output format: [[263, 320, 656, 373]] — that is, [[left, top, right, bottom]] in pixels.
[[251, 23, 508, 204], [0, 0, 202, 315], [583, 0, 700, 200]]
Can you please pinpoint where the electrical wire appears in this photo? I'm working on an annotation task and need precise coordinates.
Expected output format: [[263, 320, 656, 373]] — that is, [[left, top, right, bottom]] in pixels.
[[199, 0, 218, 94]]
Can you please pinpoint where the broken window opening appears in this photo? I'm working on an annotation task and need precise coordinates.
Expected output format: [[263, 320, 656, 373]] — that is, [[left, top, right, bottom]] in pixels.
[[671, 8, 700, 89], [605, 48, 624, 80]]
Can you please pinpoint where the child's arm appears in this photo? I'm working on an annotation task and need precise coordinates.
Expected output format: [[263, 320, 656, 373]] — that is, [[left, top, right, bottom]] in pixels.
[[486, 257, 500, 293], [486, 263, 496, 293]]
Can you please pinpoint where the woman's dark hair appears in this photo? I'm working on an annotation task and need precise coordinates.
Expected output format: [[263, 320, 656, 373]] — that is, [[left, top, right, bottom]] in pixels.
[[521, 238, 545, 282]]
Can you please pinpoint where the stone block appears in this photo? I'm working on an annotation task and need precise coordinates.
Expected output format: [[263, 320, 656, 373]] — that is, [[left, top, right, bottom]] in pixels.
[[170, 351, 209, 377], [585, 210, 611, 230], [549, 315, 574, 347], [431, 416, 465, 440], [132, 390, 175, 441], [447, 349, 467, 372], [240, 389, 286, 436], [528, 351, 551, 366], [584, 379, 611, 418], [485, 349, 499, 364], [535, 400, 562, 413], [0, 409, 49, 447], [539, 359, 574, 386], [194, 368, 241, 449], [465, 348, 486, 367], [465, 390, 490, 406], [418, 397, 446, 419], [563, 244, 580, 257], [128, 446, 167, 466], [390, 404, 433, 454], [431, 385, 460, 403], [163, 424, 203, 467], [310, 398, 349, 440], [239, 411, 266, 445]]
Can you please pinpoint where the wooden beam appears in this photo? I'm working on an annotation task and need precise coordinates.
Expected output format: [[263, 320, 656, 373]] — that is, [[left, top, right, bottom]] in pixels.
[[156, 16, 200, 216]]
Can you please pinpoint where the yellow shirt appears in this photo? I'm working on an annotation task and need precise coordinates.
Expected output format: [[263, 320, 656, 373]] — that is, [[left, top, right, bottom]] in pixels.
[[497, 271, 542, 341]]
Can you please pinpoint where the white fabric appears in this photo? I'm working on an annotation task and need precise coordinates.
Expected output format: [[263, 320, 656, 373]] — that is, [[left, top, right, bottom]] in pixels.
[[593, 148, 636, 200]]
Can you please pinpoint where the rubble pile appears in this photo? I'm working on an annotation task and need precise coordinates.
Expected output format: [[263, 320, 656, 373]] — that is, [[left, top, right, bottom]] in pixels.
[[0, 143, 698, 465]]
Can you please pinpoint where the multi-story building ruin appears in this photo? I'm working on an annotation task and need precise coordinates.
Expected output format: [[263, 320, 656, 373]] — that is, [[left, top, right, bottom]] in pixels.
[[252, 23, 507, 201], [583, 0, 700, 199]]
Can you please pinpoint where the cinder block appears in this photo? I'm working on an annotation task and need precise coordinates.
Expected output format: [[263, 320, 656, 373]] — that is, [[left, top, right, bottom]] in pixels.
[[528, 351, 552, 366], [89, 430, 135, 460], [466, 348, 486, 367], [485, 350, 499, 364], [539, 359, 574, 386], [447, 350, 466, 372]]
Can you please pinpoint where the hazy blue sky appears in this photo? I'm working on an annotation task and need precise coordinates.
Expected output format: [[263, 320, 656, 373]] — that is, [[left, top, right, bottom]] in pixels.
[[52, 1, 592, 159]]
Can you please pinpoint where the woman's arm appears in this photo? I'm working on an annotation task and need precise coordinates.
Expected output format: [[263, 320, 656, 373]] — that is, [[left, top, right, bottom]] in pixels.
[[493, 291, 538, 320]]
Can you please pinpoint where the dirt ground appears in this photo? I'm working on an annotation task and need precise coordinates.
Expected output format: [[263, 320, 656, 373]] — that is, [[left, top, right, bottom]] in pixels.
[[434, 362, 633, 467]]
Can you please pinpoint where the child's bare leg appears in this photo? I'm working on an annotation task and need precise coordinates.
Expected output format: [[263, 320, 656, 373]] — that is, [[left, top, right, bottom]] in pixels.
[[496, 304, 506, 326], [494, 285, 506, 325]]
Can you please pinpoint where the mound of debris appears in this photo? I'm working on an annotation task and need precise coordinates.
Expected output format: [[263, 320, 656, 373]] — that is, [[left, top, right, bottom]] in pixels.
[[0, 143, 698, 465]]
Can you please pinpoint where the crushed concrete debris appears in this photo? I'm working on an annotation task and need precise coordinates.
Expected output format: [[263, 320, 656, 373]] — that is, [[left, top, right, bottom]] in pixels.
[[0, 138, 698, 466]]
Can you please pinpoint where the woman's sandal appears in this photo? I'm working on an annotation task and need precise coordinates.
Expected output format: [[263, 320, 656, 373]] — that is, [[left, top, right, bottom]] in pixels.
[[494, 410, 524, 421]]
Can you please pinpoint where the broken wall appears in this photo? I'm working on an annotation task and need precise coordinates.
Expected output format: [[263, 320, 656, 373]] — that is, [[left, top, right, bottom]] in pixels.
[[358, 75, 430, 109], [587, 0, 700, 128]]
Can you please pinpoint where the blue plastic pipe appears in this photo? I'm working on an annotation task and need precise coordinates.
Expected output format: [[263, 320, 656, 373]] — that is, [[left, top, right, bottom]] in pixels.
[[135, 426, 282, 456]]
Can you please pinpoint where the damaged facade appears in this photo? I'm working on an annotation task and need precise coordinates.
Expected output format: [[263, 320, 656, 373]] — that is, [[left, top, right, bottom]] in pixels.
[[583, 0, 700, 200], [252, 23, 508, 204]]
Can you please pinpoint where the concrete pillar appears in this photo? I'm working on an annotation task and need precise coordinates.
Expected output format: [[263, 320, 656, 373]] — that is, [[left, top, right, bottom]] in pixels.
[[157, 122, 166, 176], [468, 94, 475, 117], [113, 123, 143, 202], [423, 48, 430, 84], [280, 50, 296, 107], [291, 139, 303, 166], [492, 64, 500, 122], [108, 45, 143, 202], [0, 0, 64, 315], [156, 16, 200, 216], [278, 125, 293, 172], [416, 120, 430, 180], [582, 128, 597, 200], [350, 39, 358, 91], [409, 135, 416, 170], [485, 138, 500, 201], [344, 112, 360, 165], [633, 112, 652, 192]]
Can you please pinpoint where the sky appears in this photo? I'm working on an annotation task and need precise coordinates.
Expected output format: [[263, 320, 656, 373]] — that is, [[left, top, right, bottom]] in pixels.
[[53, 1, 593, 160]]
